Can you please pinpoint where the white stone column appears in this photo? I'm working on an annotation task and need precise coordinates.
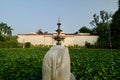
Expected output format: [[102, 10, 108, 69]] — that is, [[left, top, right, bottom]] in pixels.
[[42, 45, 70, 80]]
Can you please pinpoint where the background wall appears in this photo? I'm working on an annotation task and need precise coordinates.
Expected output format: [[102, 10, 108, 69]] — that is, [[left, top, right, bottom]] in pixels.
[[17, 34, 98, 46]]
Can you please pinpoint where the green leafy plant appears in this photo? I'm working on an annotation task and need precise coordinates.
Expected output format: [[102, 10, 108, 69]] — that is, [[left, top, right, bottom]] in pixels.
[[25, 42, 31, 48], [0, 48, 120, 80]]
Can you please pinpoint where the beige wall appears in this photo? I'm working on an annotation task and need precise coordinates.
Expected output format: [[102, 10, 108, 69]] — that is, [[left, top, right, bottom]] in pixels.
[[63, 35, 74, 46], [74, 35, 98, 46], [18, 34, 45, 45], [17, 34, 98, 46]]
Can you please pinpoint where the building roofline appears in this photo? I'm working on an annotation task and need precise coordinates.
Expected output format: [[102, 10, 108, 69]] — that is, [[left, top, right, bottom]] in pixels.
[[18, 33, 98, 37]]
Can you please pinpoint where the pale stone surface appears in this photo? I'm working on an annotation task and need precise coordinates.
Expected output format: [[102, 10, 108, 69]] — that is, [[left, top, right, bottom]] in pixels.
[[70, 73, 76, 80], [42, 45, 70, 80]]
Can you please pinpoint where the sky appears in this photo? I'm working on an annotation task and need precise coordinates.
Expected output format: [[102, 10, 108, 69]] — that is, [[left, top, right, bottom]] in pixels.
[[0, 0, 118, 35]]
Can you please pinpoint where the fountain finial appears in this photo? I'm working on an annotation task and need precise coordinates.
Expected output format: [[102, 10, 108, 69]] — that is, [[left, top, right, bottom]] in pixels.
[[58, 17, 60, 23], [57, 17, 61, 26]]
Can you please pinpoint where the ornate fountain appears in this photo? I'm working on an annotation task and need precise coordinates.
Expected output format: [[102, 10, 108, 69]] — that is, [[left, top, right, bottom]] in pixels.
[[53, 18, 65, 45], [42, 18, 75, 80]]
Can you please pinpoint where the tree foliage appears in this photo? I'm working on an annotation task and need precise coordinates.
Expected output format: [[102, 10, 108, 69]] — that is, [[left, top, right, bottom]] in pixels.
[[0, 22, 13, 36], [36, 29, 43, 34], [0, 22, 13, 42], [110, 8, 120, 49], [79, 26, 91, 33], [74, 26, 91, 34], [0, 36, 21, 48], [0, 22, 19, 48], [90, 10, 112, 48], [0, 35, 5, 41]]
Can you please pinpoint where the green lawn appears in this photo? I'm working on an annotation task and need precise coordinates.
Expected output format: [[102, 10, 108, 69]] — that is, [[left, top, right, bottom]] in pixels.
[[0, 48, 120, 80]]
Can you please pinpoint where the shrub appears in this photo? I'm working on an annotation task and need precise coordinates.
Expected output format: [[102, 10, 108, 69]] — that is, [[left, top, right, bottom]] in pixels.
[[0, 35, 5, 42], [0, 41, 20, 48], [67, 45, 81, 48], [31, 44, 52, 48], [0, 36, 22, 48], [25, 42, 31, 48], [85, 42, 92, 48]]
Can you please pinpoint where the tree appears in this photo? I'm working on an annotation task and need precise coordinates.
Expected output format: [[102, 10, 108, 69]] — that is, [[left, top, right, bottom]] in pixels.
[[110, 4, 120, 48], [79, 26, 91, 33], [0, 22, 5, 35], [74, 26, 91, 34], [0, 35, 5, 42], [90, 10, 112, 48], [36, 29, 44, 34], [0, 22, 13, 36], [0, 22, 13, 41], [6, 26, 13, 36]]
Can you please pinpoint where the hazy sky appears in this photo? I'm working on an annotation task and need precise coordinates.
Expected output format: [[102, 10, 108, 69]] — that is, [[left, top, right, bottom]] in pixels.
[[0, 0, 118, 35]]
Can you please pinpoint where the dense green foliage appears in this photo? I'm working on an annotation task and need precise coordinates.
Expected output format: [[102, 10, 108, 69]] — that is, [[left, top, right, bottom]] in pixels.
[[110, 8, 120, 49], [25, 42, 31, 48], [0, 35, 5, 41], [0, 22, 13, 37], [70, 48, 120, 80], [0, 48, 49, 80], [0, 48, 120, 80], [74, 26, 91, 34], [90, 10, 112, 48], [0, 22, 18, 48], [0, 36, 21, 48]]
